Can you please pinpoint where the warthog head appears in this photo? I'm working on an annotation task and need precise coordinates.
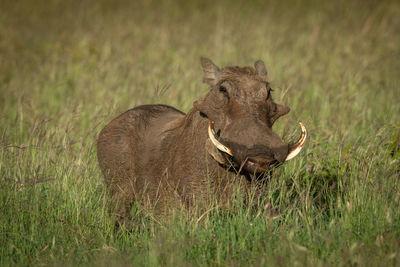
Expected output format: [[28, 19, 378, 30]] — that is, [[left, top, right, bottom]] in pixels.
[[194, 57, 306, 176]]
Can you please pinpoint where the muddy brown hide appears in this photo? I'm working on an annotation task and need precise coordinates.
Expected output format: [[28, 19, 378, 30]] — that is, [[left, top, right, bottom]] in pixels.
[[97, 58, 294, 226]]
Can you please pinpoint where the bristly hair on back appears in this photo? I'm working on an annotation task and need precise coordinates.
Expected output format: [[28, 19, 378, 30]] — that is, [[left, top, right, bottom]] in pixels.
[[222, 66, 257, 76], [221, 66, 268, 83]]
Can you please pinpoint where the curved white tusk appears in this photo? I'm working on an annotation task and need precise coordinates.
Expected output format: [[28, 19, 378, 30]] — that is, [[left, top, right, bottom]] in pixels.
[[208, 124, 233, 156], [285, 122, 307, 161]]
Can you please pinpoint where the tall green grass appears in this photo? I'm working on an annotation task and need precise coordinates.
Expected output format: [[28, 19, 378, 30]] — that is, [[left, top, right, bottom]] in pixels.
[[1, 0, 399, 265]]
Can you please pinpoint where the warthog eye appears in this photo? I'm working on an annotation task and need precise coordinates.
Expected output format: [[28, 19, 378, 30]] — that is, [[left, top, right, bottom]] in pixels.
[[267, 88, 274, 99], [199, 112, 207, 118], [219, 86, 227, 93], [273, 103, 277, 112]]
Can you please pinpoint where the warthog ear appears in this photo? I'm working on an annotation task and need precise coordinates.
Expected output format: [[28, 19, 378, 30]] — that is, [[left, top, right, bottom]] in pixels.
[[200, 57, 221, 87], [254, 60, 268, 78]]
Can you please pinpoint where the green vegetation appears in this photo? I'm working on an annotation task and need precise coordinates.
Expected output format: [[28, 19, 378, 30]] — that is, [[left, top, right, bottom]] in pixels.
[[1, 0, 399, 265]]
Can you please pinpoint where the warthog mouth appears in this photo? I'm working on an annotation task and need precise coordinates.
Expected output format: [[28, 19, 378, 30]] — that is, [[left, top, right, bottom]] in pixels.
[[207, 122, 307, 172]]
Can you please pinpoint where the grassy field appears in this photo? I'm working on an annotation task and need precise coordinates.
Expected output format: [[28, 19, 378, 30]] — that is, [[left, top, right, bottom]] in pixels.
[[1, 0, 399, 265]]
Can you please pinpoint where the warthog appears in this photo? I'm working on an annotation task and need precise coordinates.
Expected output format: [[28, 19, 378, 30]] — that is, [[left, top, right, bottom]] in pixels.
[[97, 57, 306, 226]]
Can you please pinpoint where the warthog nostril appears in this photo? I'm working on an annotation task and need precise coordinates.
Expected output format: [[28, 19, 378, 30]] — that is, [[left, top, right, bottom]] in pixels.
[[247, 156, 275, 166], [245, 156, 279, 173]]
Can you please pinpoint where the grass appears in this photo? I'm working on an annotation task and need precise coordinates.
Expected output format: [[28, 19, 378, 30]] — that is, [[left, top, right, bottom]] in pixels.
[[1, 0, 399, 265]]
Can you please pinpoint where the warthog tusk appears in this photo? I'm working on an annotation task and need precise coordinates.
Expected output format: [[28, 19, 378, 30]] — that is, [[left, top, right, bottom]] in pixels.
[[285, 122, 307, 161], [208, 124, 233, 156]]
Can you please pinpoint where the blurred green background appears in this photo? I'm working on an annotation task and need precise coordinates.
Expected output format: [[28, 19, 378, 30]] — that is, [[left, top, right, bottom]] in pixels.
[[0, 0, 399, 265]]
